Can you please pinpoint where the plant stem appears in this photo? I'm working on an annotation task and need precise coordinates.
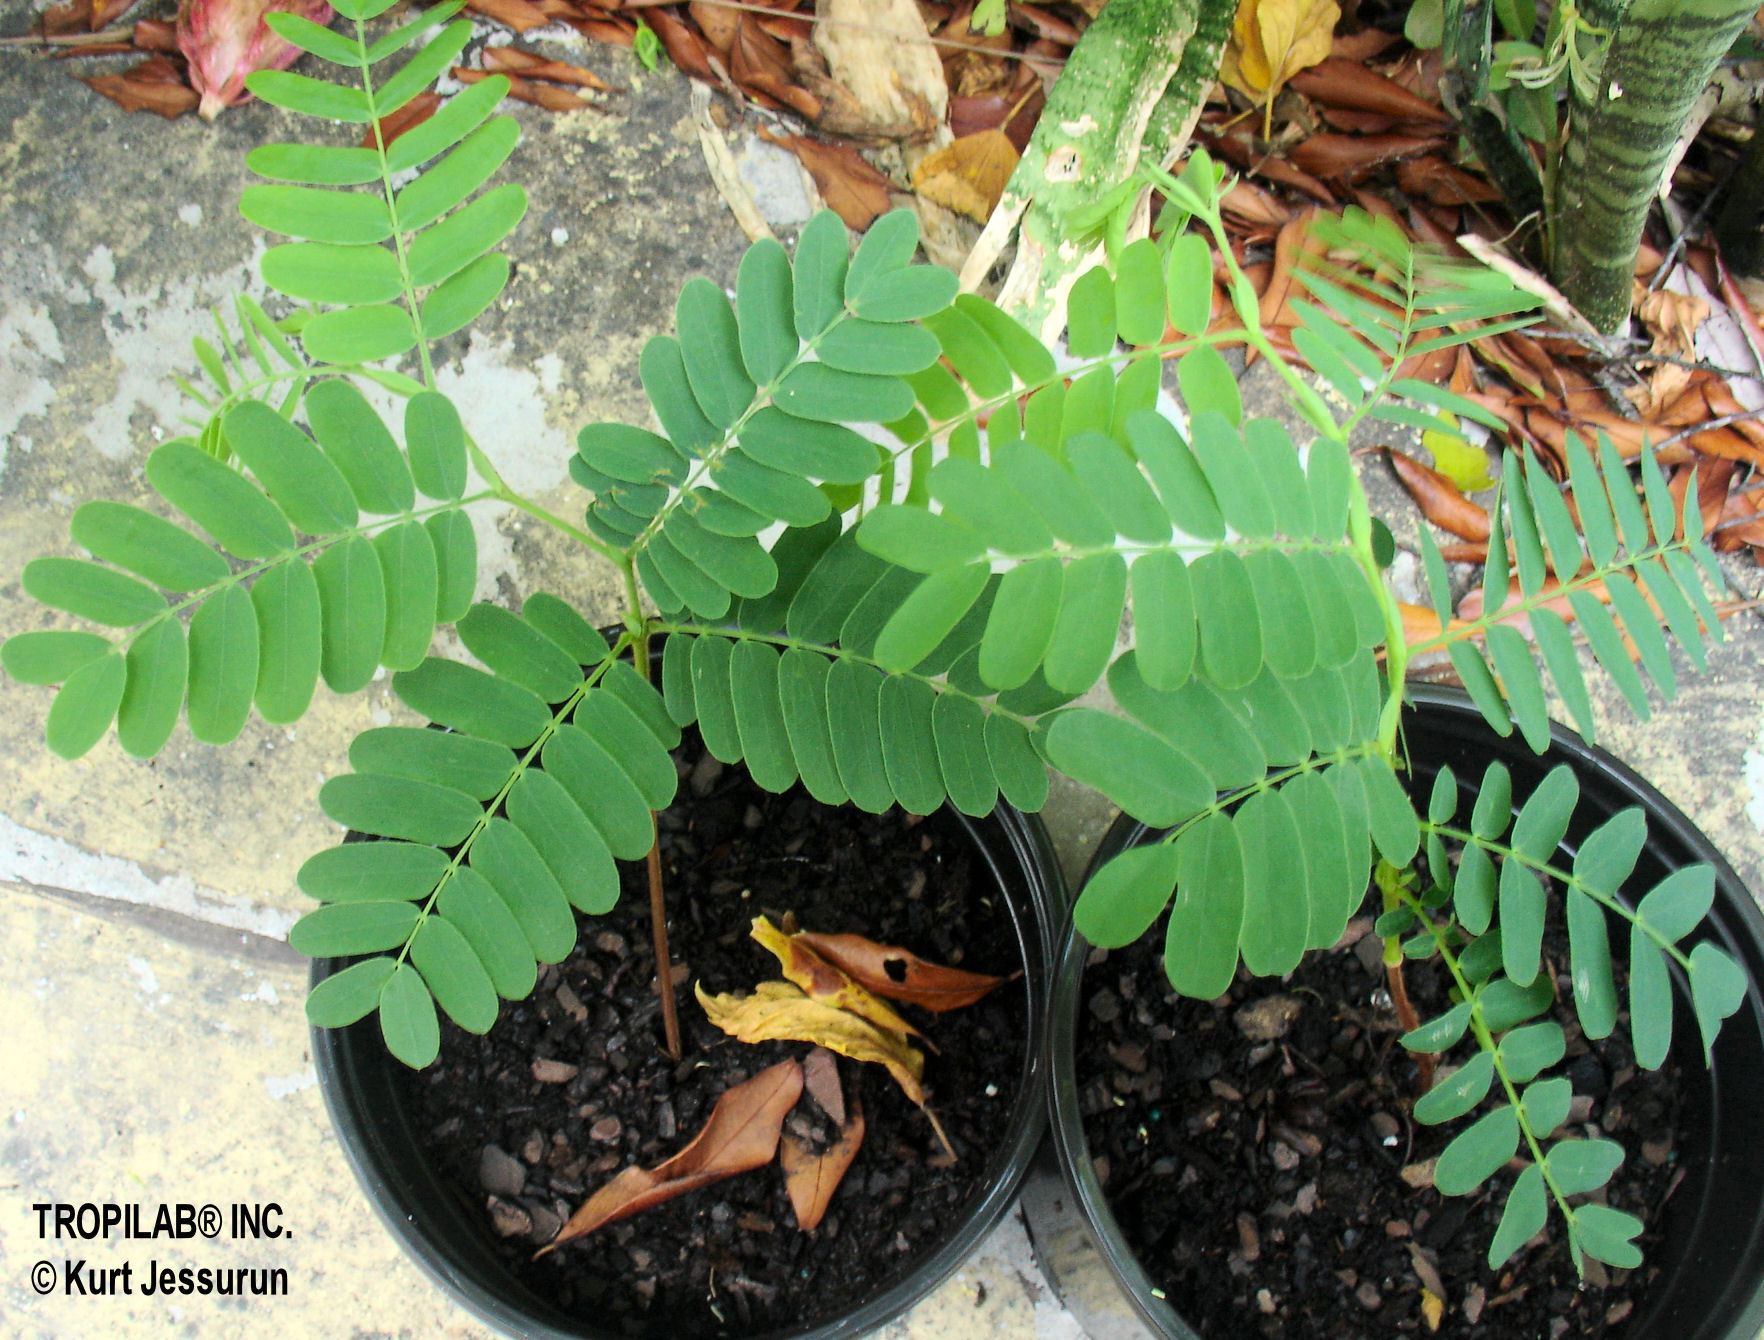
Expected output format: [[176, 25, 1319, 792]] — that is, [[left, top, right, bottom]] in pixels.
[[1376, 861, 1436, 1092], [646, 823, 682, 1060]]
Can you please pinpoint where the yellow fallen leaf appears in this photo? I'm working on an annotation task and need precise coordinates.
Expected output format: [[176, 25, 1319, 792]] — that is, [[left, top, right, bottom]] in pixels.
[[697, 980, 926, 1103], [1220, 0, 1340, 132], [1420, 1287, 1444, 1331], [748, 915, 929, 1050], [1421, 417, 1496, 492], [910, 128, 1019, 223]]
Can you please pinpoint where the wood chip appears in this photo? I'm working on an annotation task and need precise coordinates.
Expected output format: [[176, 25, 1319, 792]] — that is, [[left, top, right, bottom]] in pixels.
[[532, 1058, 580, 1084]]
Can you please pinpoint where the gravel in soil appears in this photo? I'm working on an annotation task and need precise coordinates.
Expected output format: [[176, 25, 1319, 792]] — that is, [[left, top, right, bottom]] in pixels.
[[398, 737, 1030, 1336], [1076, 893, 1685, 1338]]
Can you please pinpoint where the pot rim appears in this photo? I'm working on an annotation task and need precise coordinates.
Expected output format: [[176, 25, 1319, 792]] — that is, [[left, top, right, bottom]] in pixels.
[[1041, 684, 1764, 1340], [312, 797, 1063, 1340]]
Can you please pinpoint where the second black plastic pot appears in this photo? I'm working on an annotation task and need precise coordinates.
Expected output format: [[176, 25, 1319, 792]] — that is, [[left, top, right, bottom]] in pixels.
[[1029, 685, 1764, 1340], [314, 792, 1063, 1340]]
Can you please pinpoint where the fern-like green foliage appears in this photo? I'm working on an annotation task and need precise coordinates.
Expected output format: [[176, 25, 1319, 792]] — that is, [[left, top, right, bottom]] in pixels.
[[1394, 760, 1749, 1271]]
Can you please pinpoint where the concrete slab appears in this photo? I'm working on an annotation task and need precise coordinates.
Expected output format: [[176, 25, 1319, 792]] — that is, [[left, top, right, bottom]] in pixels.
[[1, 14, 1760, 1340]]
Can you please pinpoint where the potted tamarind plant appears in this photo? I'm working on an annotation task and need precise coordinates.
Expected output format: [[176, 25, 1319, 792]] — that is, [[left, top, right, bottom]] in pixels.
[[5, 0, 1759, 1334]]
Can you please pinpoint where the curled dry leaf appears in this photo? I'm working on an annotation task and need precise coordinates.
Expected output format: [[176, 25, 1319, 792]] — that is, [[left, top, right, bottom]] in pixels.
[[792, 928, 1018, 1012], [697, 981, 925, 1103], [750, 915, 928, 1047], [1286, 132, 1443, 183], [176, 0, 334, 121], [362, 92, 441, 150], [802, 1045, 845, 1124], [1386, 448, 1491, 541], [910, 128, 1018, 223], [483, 46, 615, 92], [1219, 0, 1340, 110], [538, 1058, 804, 1254], [781, 1100, 865, 1232], [455, 67, 600, 113], [1399, 601, 1470, 645], [466, 0, 551, 33], [83, 55, 201, 118], [1286, 58, 1449, 123], [763, 132, 894, 230]]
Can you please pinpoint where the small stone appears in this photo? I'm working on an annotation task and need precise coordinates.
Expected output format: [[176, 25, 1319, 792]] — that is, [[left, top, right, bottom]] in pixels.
[[1235, 995, 1302, 1043], [1355, 1282, 1383, 1312], [1568, 1094, 1596, 1124], [1642, 1137, 1672, 1166], [710, 1201, 734, 1224], [628, 1248, 653, 1271], [486, 1196, 531, 1238], [1111, 1042, 1147, 1073], [479, 1145, 527, 1198], [1401, 1159, 1438, 1189], [1370, 1111, 1401, 1143], [594, 930, 627, 955], [1209, 1078, 1243, 1102], [554, 984, 588, 1022], [1606, 1300, 1634, 1325], [532, 1058, 580, 1084], [526, 1202, 563, 1243], [736, 1214, 775, 1233], [656, 1100, 677, 1139], [1293, 1183, 1319, 1215], [634, 1278, 656, 1302], [520, 1130, 545, 1165], [1255, 1289, 1277, 1315], [689, 753, 723, 795], [1385, 1220, 1411, 1238], [1089, 989, 1121, 1023], [1270, 1142, 1301, 1172], [743, 804, 765, 830], [1463, 1284, 1487, 1323], [590, 1116, 622, 1143], [1237, 1213, 1261, 1262], [893, 1232, 910, 1252]]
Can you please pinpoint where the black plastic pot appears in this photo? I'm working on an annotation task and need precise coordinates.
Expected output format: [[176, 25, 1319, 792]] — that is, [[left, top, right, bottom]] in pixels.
[[1027, 685, 1764, 1340], [312, 795, 1063, 1340]]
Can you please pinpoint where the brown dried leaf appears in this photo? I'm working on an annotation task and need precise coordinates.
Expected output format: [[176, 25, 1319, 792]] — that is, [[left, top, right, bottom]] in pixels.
[[539, 1058, 803, 1253], [781, 1101, 865, 1231], [802, 1045, 845, 1124], [1400, 601, 1470, 645], [1395, 157, 1504, 206], [750, 915, 928, 1046], [793, 928, 1017, 1012], [1286, 58, 1448, 123], [82, 56, 200, 118], [1387, 449, 1491, 542], [1286, 132, 1442, 183], [910, 128, 1018, 223], [948, 84, 1043, 149], [361, 92, 440, 150], [690, 0, 741, 51], [466, 0, 552, 31], [133, 18, 179, 50], [1220, 0, 1340, 104], [697, 981, 926, 1106], [483, 46, 614, 91], [732, 16, 822, 119], [455, 66, 599, 112], [768, 133, 893, 230]]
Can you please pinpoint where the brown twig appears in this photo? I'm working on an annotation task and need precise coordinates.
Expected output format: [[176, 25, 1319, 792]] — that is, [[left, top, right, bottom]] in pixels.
[[1385, 959, 1436, 1094], [0, 26, 133, 46], [646, 824, 682, 1060]]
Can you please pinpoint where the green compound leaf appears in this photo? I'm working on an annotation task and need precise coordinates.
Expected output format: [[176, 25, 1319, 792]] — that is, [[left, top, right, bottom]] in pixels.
[[1521, 1074, 1573, 1133], [410, 913, 499, 1033], [1163, 812, 1245, 1000], [1358, 755, 1419, 866], [727, 639, 797, 794], [304, 378, 416, 515], [1566, 888, 1619, 1041], [1075, 840, 1181, 949], [1402, 1000, 1474, 1053], [373, 520, 439, 670], [313, 534, 387, 694], [1434, 1103, 1519, 1195], [736, 236, 797, 383], [505, 768, 619, 914], [3, 630, 113, 686], [1414, 1051, 1494, 1124], [676, 276, 756, 429], [542, 723, 655, 860], [775, 363, 914, 423], [302, 304, 418, 364], [379, 961, 441, 1068], [225, 400, 358, 535], [392, 657, 550, 747], [240, 184, 391, 244], [438, 867, 535, 1000], [457, 602, 581, 703], [792, 210, 849, 341], [1546, 1137, 1625, 1195], [22, 557, 165, 628], [289, 899, 422, 957], [395, 116, 520, 233], [1487, 1163, 1547, 1269], [405, 390, 468, 501], [305, 958, 397, 1028], [423, 253, 511, 340], [1498, 1020, 1566, 1082], [249, 143, 383, 186], [349, 725, 515, 799], [298, 839, 450, 902], [373, 17, 474, 116], [1043, 707, 1210, 829], [847, 265, 959, 324], [1478, 973, 1554, 1032], [70, 502, 229, 592], [246, 69, 374, 122], [878, 674, 945, 815], [874, 563, 989, 673], [319, 772, 482, 846], [1235, 787, 1310, 976], [1500, 857, 1547, 988], [1636, 865, 1715, 943], [426, 510, 477, 623], [263, 241, 404, 305], [117, 616, 188, 759], [45, 651, 125, 760], [1573, 1204, 1643, 1270], [384, 73, 509, 171], [186, 584, 260, 745], [471, 817, 578, 963], [1689, 941, 1748, 1065]]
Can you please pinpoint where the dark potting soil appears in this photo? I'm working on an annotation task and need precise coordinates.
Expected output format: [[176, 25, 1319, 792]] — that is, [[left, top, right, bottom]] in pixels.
[[396, 735, 1028, 1337], [1075, 892, 1686, 1339]]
